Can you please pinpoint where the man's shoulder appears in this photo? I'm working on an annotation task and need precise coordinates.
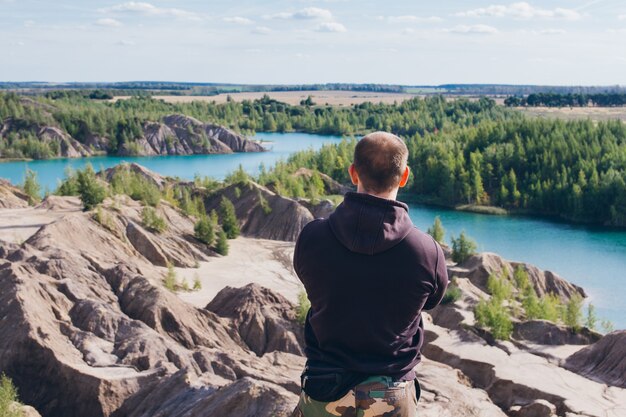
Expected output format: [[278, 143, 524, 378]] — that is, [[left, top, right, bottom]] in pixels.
[[403, 226, 442, 257], [297, 218, 329, 242]]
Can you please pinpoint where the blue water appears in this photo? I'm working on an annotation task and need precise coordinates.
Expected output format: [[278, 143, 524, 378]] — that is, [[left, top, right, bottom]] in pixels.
[[407, 206, 626, 330], [0, 132, 344, 192], [0, 132, 624, 329]]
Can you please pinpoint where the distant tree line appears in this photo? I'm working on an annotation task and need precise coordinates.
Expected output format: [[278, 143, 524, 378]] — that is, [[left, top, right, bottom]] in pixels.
[[504, 93, 626, 107], [5, 82, 625, 96]]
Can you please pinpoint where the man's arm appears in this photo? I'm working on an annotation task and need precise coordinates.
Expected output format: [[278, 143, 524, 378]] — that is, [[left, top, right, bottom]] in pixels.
[[423, 240, 449, 310]]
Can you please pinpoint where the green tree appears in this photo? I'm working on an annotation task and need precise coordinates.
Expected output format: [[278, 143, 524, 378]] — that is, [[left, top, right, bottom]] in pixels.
[[475, 298, 513, 340], [451, 231, 477, 263], [513, 265, 530, 293], [21, 168, 41, 205], [538, 294, 562, 322], [141, 207, 167, 233], [164, 264, 177, 292], [219, 196, 240, 239], [194, 216, 215, 245], [427, 216, 445, 244], [487, 273, 513, 301], [0, 373, 24, 417], [564, 294, 584, 331], [77, 164, 107, 211], [215, 230, 229, 255], [296, 290, 311, 325], [585, 303, 597, 330], [522, 287, 542, 320]]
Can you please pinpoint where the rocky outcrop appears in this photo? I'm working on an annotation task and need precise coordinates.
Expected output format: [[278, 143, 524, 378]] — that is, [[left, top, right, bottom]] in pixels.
[[206, 284, 304, 356], [0, 179, 30, 208], [38, 126, 91, 158], [513, 320, 601, 346], [422, 316, 626, 417], [449, 252, 586, 301], [0, 197, 302, 417], [509, 400, 557, 417], [149, 114, 265, 155], [203, 181, 314, 242], [564, 331, 626, 388], [115, 372, 298, 417], [293, 167, 351, 195], [101, 163, 169, 190], [35, 195, 82, 211], [204, 122, 265, 153], [0, 118, 92, 158], [297, 198, 337, 218], [1, 114, 264, 160]]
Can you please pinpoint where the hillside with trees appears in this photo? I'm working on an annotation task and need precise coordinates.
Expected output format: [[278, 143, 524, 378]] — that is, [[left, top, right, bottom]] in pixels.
[[2, 91, 626, 227]]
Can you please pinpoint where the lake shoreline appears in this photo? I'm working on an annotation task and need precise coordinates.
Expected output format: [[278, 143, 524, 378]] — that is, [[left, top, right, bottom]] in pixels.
[[399, 193, 626, 231]]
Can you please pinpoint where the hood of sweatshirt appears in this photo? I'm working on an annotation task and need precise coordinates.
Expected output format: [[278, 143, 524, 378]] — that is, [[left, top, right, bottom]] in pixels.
[[328, 192, 414, 255]]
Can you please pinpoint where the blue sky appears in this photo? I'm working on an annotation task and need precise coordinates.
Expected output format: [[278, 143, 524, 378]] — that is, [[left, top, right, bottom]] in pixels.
[[1, 0, 625, 85]]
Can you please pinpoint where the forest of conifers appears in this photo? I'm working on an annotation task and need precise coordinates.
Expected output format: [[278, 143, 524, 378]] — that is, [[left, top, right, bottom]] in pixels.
[[1, 92, 625, 227], [504, 93, 626, 107]]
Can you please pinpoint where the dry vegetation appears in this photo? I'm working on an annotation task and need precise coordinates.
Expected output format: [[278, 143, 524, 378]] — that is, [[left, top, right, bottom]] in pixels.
[[515, 106, 626, 122], [112, 90, 421, 106]]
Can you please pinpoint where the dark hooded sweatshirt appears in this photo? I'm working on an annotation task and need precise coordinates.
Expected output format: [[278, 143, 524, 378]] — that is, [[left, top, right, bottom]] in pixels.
[[293, 192, 448, 381]]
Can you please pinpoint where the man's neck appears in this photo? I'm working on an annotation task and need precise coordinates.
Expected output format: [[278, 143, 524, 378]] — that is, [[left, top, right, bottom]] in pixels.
[[356, 185, 398, 201]]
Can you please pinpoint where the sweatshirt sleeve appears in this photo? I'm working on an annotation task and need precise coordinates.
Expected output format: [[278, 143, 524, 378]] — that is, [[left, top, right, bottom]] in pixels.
[[423, 240, 449, 310]]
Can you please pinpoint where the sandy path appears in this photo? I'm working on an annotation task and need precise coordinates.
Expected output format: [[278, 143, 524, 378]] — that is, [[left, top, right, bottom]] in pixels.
[[176, 237, 302, 307], [0, 206, 79, 243]]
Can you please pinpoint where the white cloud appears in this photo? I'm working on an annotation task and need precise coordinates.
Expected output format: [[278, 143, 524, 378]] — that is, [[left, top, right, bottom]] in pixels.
[[618, 14, 626, 20], [267, 7, 333, 20], [445, 24, 499, 34], [537, 28, 566, 35], [99, 2, 201, 21], [116, 40, 135, 46], [23, 20, 35, 28], [316, 22, 347, 32], [252, 26, 271, 35], [387, 15, 443, 23], [456, 2, 581, 21], [96, 18, 122, 27], [223, 16, 253, 25], [401, 28, 416, 35]]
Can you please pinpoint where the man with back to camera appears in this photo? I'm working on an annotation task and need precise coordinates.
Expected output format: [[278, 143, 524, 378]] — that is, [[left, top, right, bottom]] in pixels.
[[291, 132, 449, 417]]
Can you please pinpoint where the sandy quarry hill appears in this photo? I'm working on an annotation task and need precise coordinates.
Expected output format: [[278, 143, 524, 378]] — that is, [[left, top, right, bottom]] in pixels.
[[0, 165, 624, 417]]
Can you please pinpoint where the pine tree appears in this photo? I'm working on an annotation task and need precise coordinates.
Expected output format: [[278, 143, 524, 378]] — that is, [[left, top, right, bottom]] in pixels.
[[22, 168, 41, 204], [216, 230, 229, 255], [427, 216, 445, 244], [194, 216, 215, 245], [219, 197, 240, 239], [451, 231, 477, 263], [77, 164, 107, 211]]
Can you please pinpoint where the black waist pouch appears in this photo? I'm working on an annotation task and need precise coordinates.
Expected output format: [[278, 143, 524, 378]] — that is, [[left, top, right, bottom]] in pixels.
[[301, 362, 367, 402]]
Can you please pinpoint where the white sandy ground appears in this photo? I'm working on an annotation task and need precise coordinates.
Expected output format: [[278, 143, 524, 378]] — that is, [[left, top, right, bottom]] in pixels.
[[0, 206, 303, 306], [176, 237, 302, 307], [0, 206, 81, 244]]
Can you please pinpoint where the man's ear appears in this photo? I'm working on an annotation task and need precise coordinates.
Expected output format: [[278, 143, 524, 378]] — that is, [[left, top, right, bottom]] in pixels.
[[348, 164, 359, 186], [398, 166, 410, 188]]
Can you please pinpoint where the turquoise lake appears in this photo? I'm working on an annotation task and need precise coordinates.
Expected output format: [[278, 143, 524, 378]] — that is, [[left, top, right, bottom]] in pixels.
[[1, 132, 625, 329]]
